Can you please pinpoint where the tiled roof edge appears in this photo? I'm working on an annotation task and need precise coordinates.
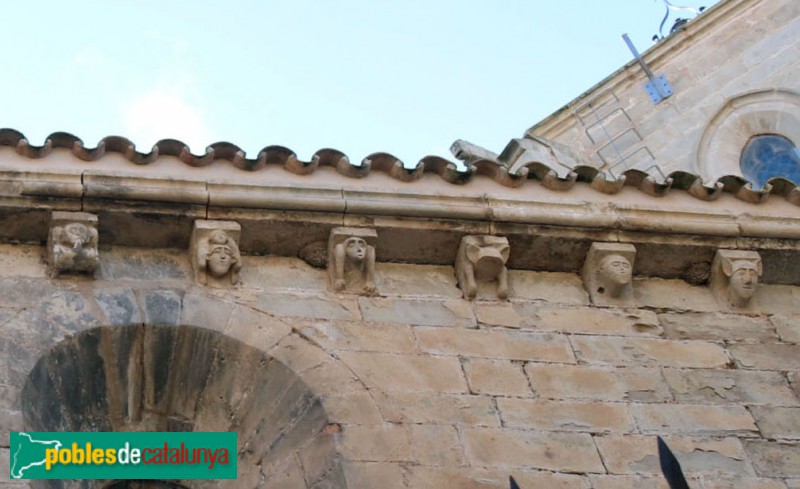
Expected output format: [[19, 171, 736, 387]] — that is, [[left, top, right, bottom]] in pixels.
[[1, 129, 798, 206]]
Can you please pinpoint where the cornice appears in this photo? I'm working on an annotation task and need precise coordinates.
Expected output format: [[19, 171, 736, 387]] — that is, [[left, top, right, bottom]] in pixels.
[[1, 129, 798, 208], [1, 133, 799, 285]]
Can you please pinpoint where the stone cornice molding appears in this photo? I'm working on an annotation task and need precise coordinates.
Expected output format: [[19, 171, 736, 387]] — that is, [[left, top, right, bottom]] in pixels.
[[1, 158, 798, 240], [1, 136, 798, 285], [2, 129, 799, 207]]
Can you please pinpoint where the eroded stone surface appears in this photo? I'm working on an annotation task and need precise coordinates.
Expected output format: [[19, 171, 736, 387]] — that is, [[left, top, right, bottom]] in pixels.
[[582, 242, 636, 307], [524, 364, 671, 402], [373, 391, 499, 426], [455, 235, 510, 300], [337, 424, 412, 462], [631, 403, 758, 435], [415, 327, 574, 362], [256, 293, 359, 321], [338, 352, 468, 394], [498, 398, 633, 433], [94, 288, 141, 326], [711, 249, 763, 309], [772, 314, 800, 344], [463, 358, 531, 396], [536, 307, 662, 336], [635, 279, 718, 312], [47, 211, 99, 278], [658, 311, 776, 342], [462, 428, 605, 473], [411, 466, 591, 489], [594, 435, 749, 476], [507, 270, 589, 305], [746, 440, 800, 478], [100, 249, 190, 281], [410, 425, 466, 466], [358, 297, 475, 327], [663, 368, 798, 405], [328, 227, 378, 295], [571, 336, 729, 368], [0, 244, 797, 487], [0, 244, 47, 278], [751, 407, 800, 440], [298, 319, 417, 354], [139, 289, 183, 326], [190, 220, 242, 287], [20, 325, 344, 488], [729, 343, 800, 370]]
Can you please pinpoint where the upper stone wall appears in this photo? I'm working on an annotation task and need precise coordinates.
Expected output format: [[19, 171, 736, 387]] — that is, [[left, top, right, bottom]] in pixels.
[[526, 0, 799, 182], [1, 244, 799, 488]]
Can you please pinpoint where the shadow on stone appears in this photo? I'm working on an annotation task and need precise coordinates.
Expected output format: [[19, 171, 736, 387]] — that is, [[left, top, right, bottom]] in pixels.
[[21, 324, 347, 489]]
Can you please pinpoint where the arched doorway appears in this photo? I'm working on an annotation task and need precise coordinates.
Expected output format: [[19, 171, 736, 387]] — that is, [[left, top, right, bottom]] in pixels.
[[104, 482, 189, 489], [21, 325, 347, 489]]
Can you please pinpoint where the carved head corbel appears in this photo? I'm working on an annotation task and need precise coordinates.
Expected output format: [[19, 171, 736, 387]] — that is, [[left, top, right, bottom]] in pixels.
[[190, 220, 242, 287], [582, 242, 636, 306], [47, 211, 100, 277], [711, 249, 762, 308]]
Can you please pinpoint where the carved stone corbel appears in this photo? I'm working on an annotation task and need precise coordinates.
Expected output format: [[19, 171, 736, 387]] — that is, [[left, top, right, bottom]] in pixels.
[[190, 220, 242, 287], [582, 242, 636, 306], [328, 227, 377, 295], [710, 249, 762, 308], [47, 211, 100, 277], [455, 235, 510, 300]]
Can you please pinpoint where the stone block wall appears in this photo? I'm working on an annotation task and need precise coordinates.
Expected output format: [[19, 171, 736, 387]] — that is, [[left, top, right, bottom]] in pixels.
[[529, 0, 800, 180], [0, 243, 798, 488]]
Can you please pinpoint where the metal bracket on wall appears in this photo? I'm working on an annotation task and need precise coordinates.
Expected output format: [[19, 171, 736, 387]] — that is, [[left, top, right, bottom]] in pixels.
[[645, 75, 673, 104], [622, 34, 673, 104]]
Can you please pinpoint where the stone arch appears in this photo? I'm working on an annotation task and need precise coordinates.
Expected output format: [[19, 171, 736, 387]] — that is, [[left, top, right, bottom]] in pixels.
[[105, 483, 189, 489], [21, 324, 349, 489], [695, 88, 800, 182]]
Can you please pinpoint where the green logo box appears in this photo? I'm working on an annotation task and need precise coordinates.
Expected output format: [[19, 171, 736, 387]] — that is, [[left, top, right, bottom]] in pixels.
[[10, 432, 237, 480]]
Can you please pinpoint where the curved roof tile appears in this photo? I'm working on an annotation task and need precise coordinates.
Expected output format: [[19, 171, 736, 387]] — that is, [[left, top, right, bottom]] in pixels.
[[1, 128, 798, 206]]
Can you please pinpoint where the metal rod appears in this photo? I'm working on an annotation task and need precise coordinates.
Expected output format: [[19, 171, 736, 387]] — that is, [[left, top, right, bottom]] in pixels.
[[622, 33, 657, 81]]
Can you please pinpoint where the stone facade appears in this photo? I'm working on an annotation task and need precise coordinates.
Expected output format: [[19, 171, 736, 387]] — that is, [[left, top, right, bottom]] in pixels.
[[0, 245, 798, 488], [526, 0, 800, 181], [0, 0, 798, 488]]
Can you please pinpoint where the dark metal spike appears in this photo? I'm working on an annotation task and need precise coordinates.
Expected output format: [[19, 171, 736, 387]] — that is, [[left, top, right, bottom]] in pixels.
[[658, 436, 691, 489]]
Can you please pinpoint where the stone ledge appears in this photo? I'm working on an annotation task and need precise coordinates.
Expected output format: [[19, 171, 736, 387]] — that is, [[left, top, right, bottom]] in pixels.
[[2, 167, 800, 285]]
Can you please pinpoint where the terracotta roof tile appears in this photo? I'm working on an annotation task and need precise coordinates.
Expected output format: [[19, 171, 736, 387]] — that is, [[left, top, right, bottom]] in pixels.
[[1, 128, 798, 206]]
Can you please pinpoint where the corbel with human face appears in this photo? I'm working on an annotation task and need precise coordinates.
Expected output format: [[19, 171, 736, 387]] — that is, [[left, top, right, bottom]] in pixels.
[[711, 249, 762, 308], [190, 220, 242, 287], [582, 242, 636, 306]]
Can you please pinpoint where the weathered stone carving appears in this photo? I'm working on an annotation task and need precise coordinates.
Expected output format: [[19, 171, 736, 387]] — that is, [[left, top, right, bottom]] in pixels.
[[582, 242, 636, 306], [48, 211, 100, 277], [711, 249, 762, 308], [328, 227, 377, 295], [190, 220, 242, 286], [456, 235, 510, 300]]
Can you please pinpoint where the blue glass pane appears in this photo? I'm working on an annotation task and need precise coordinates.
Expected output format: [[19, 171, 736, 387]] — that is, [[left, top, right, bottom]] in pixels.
[[740, 134, 800, 189]]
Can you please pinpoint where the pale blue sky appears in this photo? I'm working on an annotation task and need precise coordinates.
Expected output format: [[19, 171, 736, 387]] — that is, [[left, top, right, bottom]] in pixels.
[[0, 0, 714, 163]]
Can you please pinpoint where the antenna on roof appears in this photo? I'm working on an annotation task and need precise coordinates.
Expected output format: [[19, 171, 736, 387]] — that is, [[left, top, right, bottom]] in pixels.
[[653, 0, 706, 41], [621, 33, 673, 104]]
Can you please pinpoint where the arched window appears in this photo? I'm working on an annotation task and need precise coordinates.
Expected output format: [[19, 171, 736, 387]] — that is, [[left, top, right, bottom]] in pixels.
[[740, 134, 800, 189]]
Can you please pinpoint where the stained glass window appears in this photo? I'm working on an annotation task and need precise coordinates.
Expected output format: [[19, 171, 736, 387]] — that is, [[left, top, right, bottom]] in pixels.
[[740, 134, 800, 189]]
